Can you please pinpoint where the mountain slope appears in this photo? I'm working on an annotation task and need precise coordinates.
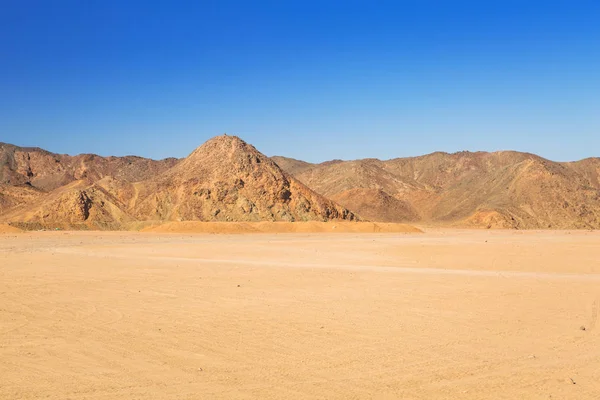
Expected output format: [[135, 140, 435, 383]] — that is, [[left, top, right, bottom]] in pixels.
[[0, 142, 179, 191], [1, 180, 136, 230], [270, 156, 314, 175], [0, 142, 180, 228], [2, 139, 599, 229], [276, 152, 600, 228], [331, 188, 420, 223], [131, 135, 356, 222], [1, 136, 357, 228]]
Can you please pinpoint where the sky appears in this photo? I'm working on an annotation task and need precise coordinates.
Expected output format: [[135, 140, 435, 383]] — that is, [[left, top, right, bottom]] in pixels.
[[1, 0, 599, 162]]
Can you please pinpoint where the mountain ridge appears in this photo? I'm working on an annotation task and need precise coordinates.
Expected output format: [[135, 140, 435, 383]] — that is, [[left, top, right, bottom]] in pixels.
[[2, 137, 600, 229], [0, 136, 357, 229], [273, 150, 600, 229]]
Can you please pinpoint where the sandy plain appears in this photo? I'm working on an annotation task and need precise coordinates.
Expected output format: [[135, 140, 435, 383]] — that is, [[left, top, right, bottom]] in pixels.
[[1, 228, 600, 399]]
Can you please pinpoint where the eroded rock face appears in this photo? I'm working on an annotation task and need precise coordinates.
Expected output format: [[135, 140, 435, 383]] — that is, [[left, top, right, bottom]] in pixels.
[[74, 191, 93, 221]]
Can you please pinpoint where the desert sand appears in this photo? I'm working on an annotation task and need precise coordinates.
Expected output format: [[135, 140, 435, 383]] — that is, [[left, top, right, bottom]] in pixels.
[[1, 229, 600, 399], [0, 224, 22, 234], [140, 221, 422, 234]]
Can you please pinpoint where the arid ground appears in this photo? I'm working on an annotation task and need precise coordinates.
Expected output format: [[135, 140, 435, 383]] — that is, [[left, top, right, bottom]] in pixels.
[[2, 229, 600, 399]]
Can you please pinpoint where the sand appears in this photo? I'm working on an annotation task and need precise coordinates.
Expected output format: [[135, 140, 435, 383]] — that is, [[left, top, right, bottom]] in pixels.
[[1, 229, 599, 399], [140, 221, 423, 234], [0, 224, 22, 234]]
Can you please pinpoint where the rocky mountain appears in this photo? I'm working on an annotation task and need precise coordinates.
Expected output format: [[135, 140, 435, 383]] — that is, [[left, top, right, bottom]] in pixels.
[[129, 135, 355, 223], [330, 188, 420, 223], [270, 156, 314, 175], [3, 136, 600, 230], [0, 141, 180, 229], [0, 136, 356, 229], [0, 142, 179, 190], [274, 151, 600, 229]]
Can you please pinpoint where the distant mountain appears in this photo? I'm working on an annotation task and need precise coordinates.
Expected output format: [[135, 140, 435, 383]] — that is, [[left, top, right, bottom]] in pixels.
[[330, 188, 420, 223], [0, 142, 179, 190], [3, 137, 599, 229], [270, 156, 314, 175], [274, 151, 600, 229]]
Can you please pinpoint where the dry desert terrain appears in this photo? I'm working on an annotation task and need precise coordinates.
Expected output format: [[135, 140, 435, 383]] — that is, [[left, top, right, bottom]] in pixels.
[[1, 229, 600, 399]]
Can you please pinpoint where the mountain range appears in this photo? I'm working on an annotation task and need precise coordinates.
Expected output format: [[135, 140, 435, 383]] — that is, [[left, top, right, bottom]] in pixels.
[[1, 135, 599, 229]]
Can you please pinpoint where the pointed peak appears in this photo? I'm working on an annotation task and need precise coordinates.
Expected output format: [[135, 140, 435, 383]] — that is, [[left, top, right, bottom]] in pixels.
[[185, 134, 262, 162], [204, 134, 247, 146], [188, 134, 249, 154]]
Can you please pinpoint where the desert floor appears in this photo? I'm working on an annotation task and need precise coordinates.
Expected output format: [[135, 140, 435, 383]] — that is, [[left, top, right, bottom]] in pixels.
[[1, 229, 600, 399]]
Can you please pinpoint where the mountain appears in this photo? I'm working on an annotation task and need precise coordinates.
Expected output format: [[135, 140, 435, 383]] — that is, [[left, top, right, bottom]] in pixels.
[[129, 135, 356, 222], [331, 188, 420, 223], [0, 141, 180, 229], [2, 180, 137, 230], [0, 142, 179, 190], [270, 156, 314, 175], [3, 137, 600, 230], [0, 136, 356, 229], [274, 151, 600, 229]]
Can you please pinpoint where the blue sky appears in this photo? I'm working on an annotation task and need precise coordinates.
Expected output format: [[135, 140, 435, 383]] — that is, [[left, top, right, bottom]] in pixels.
[[1, 0, 599, 162]]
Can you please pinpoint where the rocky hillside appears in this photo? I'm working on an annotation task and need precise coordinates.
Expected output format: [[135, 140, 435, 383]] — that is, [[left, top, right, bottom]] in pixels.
[[330, 188, 420, 223], [274, 151, 600, 229], [131, 135, 355, 222], [0, 142, 179, 190], [3, 136, 600, 229], [0, 142, 180, 229], [0, 136, 356, 229]]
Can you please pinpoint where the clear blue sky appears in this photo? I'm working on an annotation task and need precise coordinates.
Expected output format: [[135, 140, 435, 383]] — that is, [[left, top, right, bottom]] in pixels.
[[1, 0, 599, 162]]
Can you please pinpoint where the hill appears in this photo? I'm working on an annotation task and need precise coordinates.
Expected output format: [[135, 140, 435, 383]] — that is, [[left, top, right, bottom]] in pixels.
[[330, 188, 420, 223], [0, 136, 356, 229], [3, 137, 599, 229], [274, 151, 600, 229], [130, 135, 356, 223], [0, 142, 179, 191]]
